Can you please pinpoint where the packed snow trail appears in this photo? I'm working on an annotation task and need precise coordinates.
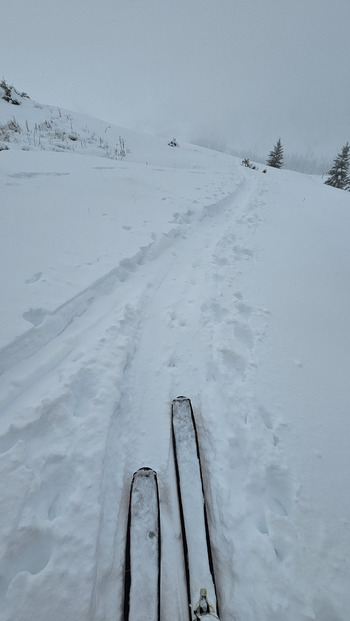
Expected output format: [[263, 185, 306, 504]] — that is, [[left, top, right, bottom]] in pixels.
[[0, 142, 251, 619], [0, 153, 260, 621], [86, 173, 260, 621]]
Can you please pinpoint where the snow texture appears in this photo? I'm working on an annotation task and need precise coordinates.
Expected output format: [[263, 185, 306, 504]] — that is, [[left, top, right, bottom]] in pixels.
[[0, 94, 350, 621]]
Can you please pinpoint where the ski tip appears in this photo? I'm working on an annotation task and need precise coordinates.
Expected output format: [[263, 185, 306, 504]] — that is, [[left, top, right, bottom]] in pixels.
[[172, 395, 191, 403], [132, 467, 157, 479]]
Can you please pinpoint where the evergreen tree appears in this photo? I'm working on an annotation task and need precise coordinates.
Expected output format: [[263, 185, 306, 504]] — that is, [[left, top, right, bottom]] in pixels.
[[266, 138, 284, 168], [324, 143, 350, 190]]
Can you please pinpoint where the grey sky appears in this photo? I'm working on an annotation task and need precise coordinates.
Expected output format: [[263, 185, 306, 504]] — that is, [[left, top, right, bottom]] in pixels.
[[2, 0, 350, 163]]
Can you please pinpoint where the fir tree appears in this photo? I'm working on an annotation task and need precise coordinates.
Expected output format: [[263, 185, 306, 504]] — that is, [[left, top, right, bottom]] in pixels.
[[324, 143, 350, 190], [266, 138, 284, 169]]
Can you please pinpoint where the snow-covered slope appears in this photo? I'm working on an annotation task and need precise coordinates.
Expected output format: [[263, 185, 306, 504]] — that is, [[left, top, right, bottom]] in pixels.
[[1, 95, 350, 621]]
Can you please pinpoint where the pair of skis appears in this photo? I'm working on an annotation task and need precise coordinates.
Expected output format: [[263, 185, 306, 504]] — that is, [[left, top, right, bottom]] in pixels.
[[123, 396, 220, 620]]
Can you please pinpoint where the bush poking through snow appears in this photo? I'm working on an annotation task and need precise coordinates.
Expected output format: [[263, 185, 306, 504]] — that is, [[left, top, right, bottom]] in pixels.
[[0, 106, 128, 161], [0, 118, 21, 141], [0, 123, 10, 141], [242, 158, 257, 170], [6, 117, 21, 133], [0, 81, 129, 161], [118, 136, 126, 158], [168, 138, 179, 147], [0, 78, 29, 105]]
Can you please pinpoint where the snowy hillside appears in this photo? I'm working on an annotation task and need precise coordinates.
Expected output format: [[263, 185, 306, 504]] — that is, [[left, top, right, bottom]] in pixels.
[[1, 93, 350, 621]]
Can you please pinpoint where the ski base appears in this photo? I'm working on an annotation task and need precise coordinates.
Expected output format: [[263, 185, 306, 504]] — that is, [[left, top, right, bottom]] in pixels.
[[172, 396, 220, 620], [124, 467, 160, 621]]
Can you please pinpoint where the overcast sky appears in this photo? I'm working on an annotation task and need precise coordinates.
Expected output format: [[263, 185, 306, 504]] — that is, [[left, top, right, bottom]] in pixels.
[[2, 0, 350, 162]]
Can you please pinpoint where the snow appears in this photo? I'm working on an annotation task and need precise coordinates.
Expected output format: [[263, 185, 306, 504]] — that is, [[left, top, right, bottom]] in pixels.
[[1, 94, 350, 621]]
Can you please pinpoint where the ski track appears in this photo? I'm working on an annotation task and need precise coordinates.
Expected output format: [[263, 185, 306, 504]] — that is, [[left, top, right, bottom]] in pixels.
[[85, 174, 259, 621], [0, 168, 250, 620], [0, 165, 330, 621]]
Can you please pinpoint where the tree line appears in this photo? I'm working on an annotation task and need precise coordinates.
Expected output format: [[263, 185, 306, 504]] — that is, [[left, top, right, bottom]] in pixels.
[[264, 139, 350, 191]]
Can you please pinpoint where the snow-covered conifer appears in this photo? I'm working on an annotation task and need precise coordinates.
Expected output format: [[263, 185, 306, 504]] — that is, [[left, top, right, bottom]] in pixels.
[[325, 143, 350, 190], [266, 138, 284, 169]]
